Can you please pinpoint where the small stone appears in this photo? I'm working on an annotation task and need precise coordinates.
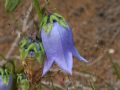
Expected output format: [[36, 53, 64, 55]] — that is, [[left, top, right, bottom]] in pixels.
[[108, 49, 115, 54]]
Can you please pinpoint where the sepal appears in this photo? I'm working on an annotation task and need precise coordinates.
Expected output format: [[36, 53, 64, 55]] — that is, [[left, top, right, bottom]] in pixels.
[[19, 38, 45, 64], [41, 13, 68, 34]]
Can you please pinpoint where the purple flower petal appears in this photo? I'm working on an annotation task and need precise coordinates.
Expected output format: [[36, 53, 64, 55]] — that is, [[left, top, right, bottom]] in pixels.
[[63, 52, 73, 75], [0, 76, 12, 90], [52, 23, 73, 74], [0, 77, 4, 89], [56, 22, 88, 62], [41, 22, 88, 76], [54, 51, 72, 74], [67, 28, 88, 62], [41, 23, 72, 75], [72, 47, 88, 62], [42, 59, 54, 76]]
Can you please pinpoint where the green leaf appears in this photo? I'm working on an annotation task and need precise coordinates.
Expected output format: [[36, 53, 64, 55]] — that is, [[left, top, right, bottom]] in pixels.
[[27, 43, 36, 51], [41, 16, 48, 27], [17, 74, 22, 83], [0, 69, 10, 85], [36, 52, 42, 63], [0, 68, 4, 76], [3, 69, 10, 85], [5, 62, 15, 74], [21, 80, 29, 90], [19, 38, 29, 48], [35, 43, 45, 64], [17, 74, 29, 90], [5, 0, 21, 12], [33, 0, 43, 22], [39, 43, 45, 54], [20, 49, 28, 60]]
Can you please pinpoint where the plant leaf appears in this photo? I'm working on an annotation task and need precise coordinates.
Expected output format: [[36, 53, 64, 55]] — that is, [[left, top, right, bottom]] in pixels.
[[5, 0, 21, 12], [17, 74, 29, 90], [20, 49, 28, 60]]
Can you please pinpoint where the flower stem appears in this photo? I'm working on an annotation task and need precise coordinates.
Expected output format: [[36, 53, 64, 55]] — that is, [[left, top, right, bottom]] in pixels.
[[33, 0, 43, 22]]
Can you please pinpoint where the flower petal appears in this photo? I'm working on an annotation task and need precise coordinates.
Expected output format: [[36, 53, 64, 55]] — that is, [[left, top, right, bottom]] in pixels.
[[67, 28, 88, 62], [56, 23, 70, 52], [64, 52, 73, 74], [54, 51, 73, 74], [0, 76, 5, 89], [42, 59, 54, 76], [72, 47, 88, 62], [0, 76, 12, 90], [57, 23, 88, 63], [41, 22, 70, 74]]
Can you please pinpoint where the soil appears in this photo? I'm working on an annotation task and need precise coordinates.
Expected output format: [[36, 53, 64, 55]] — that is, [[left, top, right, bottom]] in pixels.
[[0, 0, 120, 90]]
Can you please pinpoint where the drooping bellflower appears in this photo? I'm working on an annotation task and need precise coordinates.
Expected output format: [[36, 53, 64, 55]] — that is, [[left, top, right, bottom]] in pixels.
[[0, 76, 13, 90], [41, 13, 88, 76], [0, 62, 14, 90]]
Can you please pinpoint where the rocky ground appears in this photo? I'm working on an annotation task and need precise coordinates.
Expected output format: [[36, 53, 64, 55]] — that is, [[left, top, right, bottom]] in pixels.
[[0, 0, 120, 90]]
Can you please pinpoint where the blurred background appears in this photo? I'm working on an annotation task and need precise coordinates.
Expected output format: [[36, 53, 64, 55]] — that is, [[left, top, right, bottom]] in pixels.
[[0, 0, 120, 90]]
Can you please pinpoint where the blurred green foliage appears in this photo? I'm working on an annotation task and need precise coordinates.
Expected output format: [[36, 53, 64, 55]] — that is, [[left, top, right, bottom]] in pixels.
[[5, 0, 21, 12]]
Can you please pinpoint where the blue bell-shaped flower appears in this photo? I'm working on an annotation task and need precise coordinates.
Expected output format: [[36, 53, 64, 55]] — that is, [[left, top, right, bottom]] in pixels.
[[0, 76, 13, 90], [41, 13, 88, 76]]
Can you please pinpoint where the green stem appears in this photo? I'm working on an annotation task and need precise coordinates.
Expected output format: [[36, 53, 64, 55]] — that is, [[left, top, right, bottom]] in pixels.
[[33, 0, 43, 22]]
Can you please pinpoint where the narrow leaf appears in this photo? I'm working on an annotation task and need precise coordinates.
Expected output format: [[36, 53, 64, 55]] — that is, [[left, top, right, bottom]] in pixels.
[[5, 0, 21, 12]]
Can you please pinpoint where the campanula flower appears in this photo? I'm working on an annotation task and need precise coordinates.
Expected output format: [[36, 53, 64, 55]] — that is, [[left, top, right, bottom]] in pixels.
[[41, 13, 88, 76], [0, 76, 13, 90]]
